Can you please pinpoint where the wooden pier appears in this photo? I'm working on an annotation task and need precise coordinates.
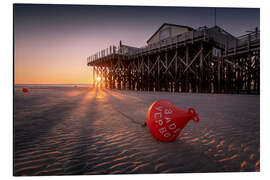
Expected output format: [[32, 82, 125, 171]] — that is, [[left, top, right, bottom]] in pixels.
[[87, 25, 260, 94]]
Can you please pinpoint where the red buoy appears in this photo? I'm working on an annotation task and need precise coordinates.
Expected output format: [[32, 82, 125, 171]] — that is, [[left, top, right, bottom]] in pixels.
[[146, 100, 199, 142], [22, 88, 29, 93]]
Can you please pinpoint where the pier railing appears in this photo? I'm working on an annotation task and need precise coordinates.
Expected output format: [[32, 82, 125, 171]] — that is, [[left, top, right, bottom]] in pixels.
[[87, 28, 207, 64], [87, 26, 260, 64]]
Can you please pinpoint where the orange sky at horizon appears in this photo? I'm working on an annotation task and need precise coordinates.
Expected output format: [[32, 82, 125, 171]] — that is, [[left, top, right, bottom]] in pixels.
[[15, 54, 94, 85], [14, 30, 95, 84], [15, 47, 93, 85]]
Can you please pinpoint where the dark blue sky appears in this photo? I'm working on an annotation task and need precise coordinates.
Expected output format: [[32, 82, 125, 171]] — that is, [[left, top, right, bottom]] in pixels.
[[14, 4, 259, 38]]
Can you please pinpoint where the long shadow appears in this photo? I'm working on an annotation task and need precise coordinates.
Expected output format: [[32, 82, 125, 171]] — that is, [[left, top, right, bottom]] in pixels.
[[14, 88, 103, 176], [14, 89, 91, 159], [61, 88, 102, 175]]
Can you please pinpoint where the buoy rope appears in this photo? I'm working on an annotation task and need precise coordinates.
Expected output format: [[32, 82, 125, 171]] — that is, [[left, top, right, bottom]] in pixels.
[[104, 90, 147, 127], [107, 101, 146, 127], [113, 107, 147, 127]]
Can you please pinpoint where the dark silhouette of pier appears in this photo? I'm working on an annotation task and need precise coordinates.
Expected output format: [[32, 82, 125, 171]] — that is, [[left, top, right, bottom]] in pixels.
[[87, 25, 260, 94]]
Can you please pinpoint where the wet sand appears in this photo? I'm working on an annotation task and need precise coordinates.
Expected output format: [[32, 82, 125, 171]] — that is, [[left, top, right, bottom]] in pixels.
[[14, 87, 260, 175]]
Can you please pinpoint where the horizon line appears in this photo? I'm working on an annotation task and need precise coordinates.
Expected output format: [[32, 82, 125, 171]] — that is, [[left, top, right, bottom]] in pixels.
[[14, 83, 93, 85]]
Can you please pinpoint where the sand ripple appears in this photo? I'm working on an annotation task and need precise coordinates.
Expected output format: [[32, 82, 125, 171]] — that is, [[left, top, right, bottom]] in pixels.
[[14, 87, 260, 175]]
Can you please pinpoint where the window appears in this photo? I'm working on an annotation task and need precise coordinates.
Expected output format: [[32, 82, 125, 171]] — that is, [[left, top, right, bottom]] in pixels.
[[212, 47, 221, 57], [159, 28, 171, 41]]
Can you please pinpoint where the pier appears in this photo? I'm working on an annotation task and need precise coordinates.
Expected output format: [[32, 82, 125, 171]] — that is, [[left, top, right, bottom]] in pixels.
[[87, 25, 260, 94]]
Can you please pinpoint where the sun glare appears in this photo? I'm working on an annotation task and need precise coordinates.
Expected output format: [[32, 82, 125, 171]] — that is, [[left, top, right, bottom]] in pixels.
[[96, 77, 101, 81]]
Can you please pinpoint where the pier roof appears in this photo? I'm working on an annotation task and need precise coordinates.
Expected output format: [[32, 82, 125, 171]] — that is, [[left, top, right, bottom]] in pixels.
[[146, 23, 194, 43]]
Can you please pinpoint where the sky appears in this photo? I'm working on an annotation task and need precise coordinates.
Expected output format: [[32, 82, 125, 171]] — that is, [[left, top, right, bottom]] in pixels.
[[14, 4, 260, 84]]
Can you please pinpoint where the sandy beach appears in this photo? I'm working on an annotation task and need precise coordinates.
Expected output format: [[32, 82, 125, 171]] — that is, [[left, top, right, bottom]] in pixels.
[[14, 86, 260, 175]]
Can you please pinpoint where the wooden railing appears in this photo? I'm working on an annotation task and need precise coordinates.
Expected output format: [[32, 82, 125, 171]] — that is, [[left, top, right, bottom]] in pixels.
[[87, 26, 259, 64]]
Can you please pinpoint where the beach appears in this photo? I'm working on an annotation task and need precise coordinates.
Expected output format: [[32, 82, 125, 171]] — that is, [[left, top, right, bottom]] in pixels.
[[14, 86, 260, 175]]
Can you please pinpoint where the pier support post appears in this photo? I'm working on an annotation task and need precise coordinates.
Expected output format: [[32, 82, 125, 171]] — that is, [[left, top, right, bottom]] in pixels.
[[199, 43, 204, 93], [247, 53, 252, 94], [157, 56, 161, 91], [164, 52, 169, 92], [185, 46, 189, 92], [174, 49, 179, 92], [217, 57, 221, 93], [128, 68, 131, 90], [93, 66, 96, 88]]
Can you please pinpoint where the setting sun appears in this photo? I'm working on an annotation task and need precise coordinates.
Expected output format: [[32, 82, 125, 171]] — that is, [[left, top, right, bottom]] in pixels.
[[96, 76, 101, 81]]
